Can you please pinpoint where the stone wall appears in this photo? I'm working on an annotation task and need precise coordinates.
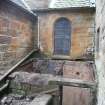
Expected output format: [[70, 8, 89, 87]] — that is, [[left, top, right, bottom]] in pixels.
[[96, 0, 105, 105], [37, 9, 95, 60], [0, 1, 37, 73]]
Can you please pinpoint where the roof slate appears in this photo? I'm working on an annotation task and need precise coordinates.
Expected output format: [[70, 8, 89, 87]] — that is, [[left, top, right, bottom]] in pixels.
[[9, 0, 50, 10], [49, 0, 95, 8], [24, 0, 49, 9], [9, 0, 95, 11], [10, 0, 27, 9], [9, 0, 36, 16]]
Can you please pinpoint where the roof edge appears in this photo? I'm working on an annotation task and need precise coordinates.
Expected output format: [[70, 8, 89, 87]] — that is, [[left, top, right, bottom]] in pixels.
[[7, 0, 37, 17], [33, 6, 96, 12]]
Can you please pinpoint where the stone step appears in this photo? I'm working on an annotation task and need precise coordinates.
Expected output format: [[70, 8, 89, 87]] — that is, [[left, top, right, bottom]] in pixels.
[[27, 94, 52, 105]]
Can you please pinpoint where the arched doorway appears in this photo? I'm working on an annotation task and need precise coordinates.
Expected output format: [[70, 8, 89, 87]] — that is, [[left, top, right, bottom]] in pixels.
[[54, 18, 71, 55]]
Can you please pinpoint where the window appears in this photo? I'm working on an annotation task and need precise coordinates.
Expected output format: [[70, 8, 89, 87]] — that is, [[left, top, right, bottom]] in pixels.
[[54, 18, 71, 55]]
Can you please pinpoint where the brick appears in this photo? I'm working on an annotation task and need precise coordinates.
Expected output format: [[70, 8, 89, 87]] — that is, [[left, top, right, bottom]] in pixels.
[[0, 35, 11, 44], [0, 29, 9, 35], [1, 51, 16, 61], [0, 44, 9, 52], [8, 29, 20, 37], [9, 37, 20, 50], [0, 18, 9, 27], [0, 60, 16, 68]]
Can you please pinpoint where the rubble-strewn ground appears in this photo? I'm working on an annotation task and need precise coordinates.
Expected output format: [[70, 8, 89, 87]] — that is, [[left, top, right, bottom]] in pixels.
[[0, 94, 33, 105], [0, 60, 95, 105]]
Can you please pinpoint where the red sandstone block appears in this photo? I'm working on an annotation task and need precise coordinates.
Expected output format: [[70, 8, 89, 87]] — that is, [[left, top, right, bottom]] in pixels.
[[0, 60, 17, 71], [10, 21, 21, 30], [8, 29, 17, 37], [15, 48, 31, 59], [0, 52, 4, 61], [0, 44, 9, 52], [0, 29, 9, 35], [2, 51, 16, 61], [9, 37, 20, 50], [0, 18, 9, 28], [0, 35, 11, 44]]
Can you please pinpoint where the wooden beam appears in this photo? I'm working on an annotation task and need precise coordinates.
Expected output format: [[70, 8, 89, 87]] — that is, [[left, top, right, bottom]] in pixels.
[[49, 76, 97, 89], [0, 81, 9, 92], [11, 72, 97, 89], [29, 88, 58, 97]]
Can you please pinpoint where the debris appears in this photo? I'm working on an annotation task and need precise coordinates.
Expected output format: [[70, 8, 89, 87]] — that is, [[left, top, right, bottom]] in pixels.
[[1, 97, 7, 104]]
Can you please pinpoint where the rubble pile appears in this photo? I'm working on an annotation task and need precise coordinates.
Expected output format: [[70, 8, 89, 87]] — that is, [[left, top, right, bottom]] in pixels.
[[0, 94, 33, 105]]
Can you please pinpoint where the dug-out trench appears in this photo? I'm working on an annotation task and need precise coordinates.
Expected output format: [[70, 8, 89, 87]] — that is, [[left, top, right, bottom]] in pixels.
[[0, 59, 95, 105]]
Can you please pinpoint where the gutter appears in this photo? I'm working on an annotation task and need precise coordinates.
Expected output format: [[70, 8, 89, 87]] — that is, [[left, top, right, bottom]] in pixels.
[[33, 6, 95, 13]]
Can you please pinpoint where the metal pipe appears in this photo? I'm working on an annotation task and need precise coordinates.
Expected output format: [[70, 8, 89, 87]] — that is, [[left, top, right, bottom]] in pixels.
[[38, 16, 40, 49]]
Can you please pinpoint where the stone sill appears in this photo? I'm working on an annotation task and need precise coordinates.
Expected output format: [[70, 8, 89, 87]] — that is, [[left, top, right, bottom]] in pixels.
[[52, 55, 70, 60]]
